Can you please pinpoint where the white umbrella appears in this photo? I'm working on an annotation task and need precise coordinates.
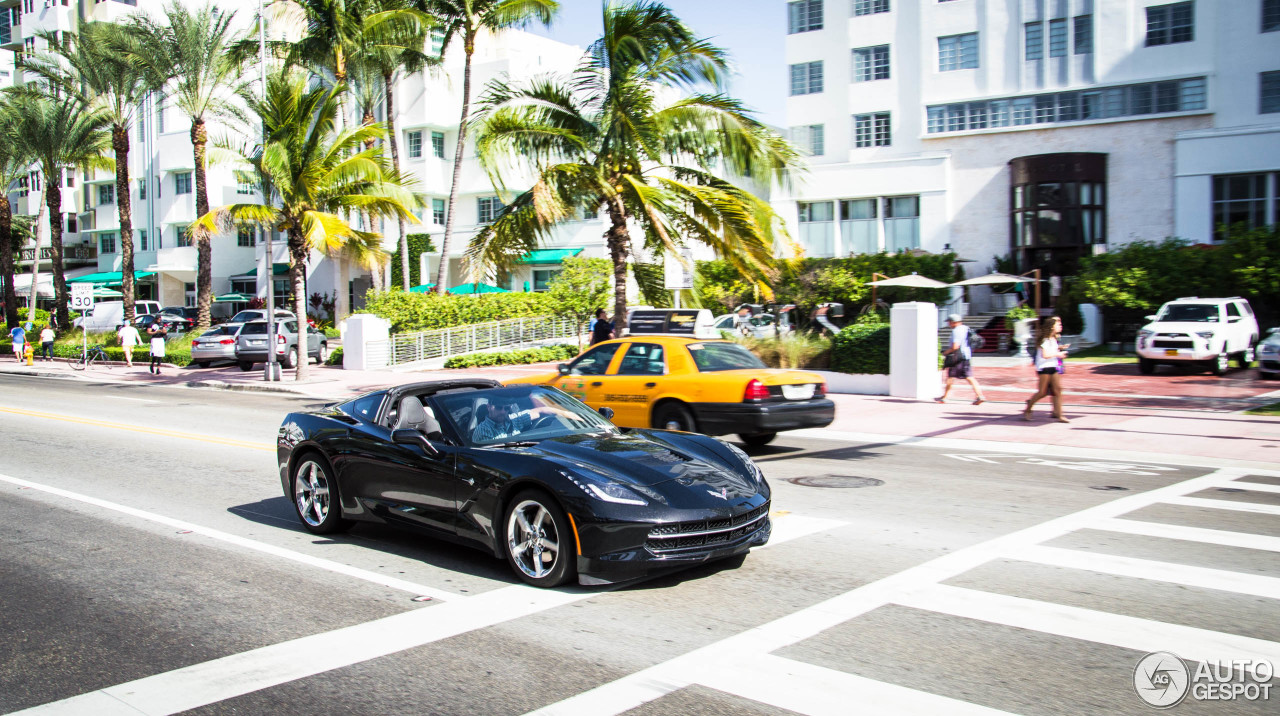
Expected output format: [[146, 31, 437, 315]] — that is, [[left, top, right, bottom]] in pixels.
[[950, 272, 1032, 286], [868, 274, 950, 288]]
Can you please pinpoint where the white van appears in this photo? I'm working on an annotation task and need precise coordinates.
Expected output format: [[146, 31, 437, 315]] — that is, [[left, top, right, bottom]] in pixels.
[[73, 300, 162, 332]]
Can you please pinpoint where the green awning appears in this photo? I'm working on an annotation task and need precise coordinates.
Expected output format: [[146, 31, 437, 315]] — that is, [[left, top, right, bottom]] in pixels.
[[409, 284, 436, 293], [228, 263, 290, 280], [214, 292, 255, 302], [67, 271, 156, 286], [516, 248, 582, 265], [449, 282, 508, 294]]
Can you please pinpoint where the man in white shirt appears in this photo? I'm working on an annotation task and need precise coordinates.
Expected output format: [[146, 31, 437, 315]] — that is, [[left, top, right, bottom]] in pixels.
[[937, 313, 987, 405], [117, 321, 142, 367]]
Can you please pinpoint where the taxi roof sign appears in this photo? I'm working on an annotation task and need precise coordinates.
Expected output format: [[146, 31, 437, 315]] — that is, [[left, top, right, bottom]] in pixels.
[[625, 308, 719, 339]]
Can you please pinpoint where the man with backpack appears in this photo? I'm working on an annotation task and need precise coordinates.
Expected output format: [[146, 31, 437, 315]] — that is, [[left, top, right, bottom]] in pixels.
[[936, 313, 987, 405]]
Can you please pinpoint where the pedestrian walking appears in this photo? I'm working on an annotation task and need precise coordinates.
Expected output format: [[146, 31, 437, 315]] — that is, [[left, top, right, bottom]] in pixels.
[[937, 313, 986, 405], [147, 322, 168, 375], [39, 324, 55, 361], [1023, 315, 1071, 423], [118, 321, 142, 367], [9, 322, 25, 361], [589, 309, 614, 345]]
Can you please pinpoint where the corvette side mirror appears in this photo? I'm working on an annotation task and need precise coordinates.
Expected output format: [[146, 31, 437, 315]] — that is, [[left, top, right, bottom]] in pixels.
[[597, 406, 615, 419], [391, 429, 439, 455], [557, 363, 570, 375]]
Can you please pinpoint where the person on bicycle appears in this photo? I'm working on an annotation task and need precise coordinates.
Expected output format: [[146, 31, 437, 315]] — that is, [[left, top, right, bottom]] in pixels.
[[118, 321, 141, 367]]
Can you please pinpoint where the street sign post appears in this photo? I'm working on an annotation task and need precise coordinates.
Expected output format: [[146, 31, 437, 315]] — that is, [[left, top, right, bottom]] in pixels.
[[71, 283, 93, 359], [663, 248, 694, 308]]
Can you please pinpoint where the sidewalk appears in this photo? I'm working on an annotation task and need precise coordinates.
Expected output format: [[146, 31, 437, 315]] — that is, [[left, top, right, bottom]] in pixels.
[[2, 356, 1277, 464]]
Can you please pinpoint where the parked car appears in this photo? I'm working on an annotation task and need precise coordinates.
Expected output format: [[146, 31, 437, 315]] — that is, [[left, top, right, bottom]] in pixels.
[[134, 313, 193, 334], [224, 308, 295, 330], [72, 300, 162, 331], [712, 313, 778, 339], [1257, 327, 1280, 380], [276, 380, 771, 587], [1135, 297, 1259, 375], [190, 325, 242, 368], [161, 306, 199, 323], [235, 319, 327, 370]]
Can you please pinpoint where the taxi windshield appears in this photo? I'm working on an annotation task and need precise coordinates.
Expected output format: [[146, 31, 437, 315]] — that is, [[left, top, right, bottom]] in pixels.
[[686, 342, 767, 371]]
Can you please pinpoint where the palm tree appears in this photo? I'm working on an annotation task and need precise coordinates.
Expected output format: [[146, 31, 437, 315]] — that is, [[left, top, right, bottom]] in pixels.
[[468, 0, 799, 331], [0, 103, 31, 329], [5, 90, 113, 329], [425, 0, 559, 294], [123, 2, 247, 331], [25, 24, 159, 324], [194, 71, 418, 380]]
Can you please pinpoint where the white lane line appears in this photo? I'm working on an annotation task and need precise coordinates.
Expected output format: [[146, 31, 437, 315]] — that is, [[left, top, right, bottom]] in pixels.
[[17, 586, 584, 716], [0, 472, 464, 602], [1092, 517, 1280, 552], [1229, 481, 1280, 494], [14, 509, 841, 716], [522, 469, 1248, 716], [893, 584, 1280, 666], [1012, 545, 1280, 600], [695, 654, 1017, 716], [1164, 495, 1280, 517]]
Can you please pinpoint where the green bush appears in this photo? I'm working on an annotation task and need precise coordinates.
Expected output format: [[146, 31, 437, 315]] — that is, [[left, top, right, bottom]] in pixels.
[[830, 320, 891, 375], [325, 346, 343, 366], [734, 332, 831, 370], [443, 344, 578, 369], [323, 327, 341, 339], [362, 290, 555, 333]]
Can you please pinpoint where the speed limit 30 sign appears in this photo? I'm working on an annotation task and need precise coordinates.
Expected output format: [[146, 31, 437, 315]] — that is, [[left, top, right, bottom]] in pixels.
[[70, 283, 94, 311]]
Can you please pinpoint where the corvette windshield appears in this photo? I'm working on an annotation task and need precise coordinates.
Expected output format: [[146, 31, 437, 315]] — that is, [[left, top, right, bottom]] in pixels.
[[1158, 304, 1219, 322], [433, 386, 616, 447]]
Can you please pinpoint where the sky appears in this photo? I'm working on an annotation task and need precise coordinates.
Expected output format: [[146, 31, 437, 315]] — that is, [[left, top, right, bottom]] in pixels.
[[526, 0, 786, 127]]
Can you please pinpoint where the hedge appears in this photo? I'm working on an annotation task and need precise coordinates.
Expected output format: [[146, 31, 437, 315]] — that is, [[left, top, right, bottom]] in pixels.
[[2, 337, 193, 366], [443, 344, 578, 369], [830, 321, 891, 375], [362, 291, 555, 333], [325, 347, 343, 366]]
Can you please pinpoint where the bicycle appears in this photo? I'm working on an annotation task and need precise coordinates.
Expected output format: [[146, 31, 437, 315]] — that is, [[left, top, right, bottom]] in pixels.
[[71, 344, 111, 371]]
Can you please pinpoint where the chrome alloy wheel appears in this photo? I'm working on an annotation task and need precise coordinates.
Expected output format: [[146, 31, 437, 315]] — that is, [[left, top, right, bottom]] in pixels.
[[294, 460, 331, 527], [506, 499, 560, 579]]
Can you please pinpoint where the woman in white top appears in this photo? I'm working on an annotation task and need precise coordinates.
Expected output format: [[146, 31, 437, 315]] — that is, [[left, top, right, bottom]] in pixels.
[[1022, 316, 1070, 423]]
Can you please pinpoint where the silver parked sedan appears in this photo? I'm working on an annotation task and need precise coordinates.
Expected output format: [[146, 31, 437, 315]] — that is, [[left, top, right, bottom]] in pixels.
[[190, 325, 242, 368]]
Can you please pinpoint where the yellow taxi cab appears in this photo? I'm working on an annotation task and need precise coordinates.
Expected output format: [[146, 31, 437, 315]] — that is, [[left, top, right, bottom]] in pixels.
[[505, 309, 835, 446]]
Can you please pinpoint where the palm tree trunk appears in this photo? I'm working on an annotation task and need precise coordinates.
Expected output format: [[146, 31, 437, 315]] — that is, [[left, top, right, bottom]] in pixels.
[[288, 227, 309, 382], [384, 71, 410, 291], [604, 195, 631, 334], [45, 169, 70, 329], [27, 201, 45, 325], [434, 36, 474, 295], [334, 256, 349, 318], [191, 118, 212, 331], [113, 125, 137, 323], [0, 196, 18, 329]]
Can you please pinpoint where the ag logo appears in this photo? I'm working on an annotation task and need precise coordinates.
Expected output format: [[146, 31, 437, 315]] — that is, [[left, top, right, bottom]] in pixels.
[[1134, 651, 1190, 708]]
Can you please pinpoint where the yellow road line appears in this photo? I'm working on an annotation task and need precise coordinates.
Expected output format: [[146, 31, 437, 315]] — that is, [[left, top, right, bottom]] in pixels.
[[0, 405, 275, 451]]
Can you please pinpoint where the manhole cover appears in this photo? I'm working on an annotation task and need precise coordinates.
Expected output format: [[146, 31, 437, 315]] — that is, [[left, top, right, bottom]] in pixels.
[[788, 475, 884, 489], [1089, 485, 1131, 491]]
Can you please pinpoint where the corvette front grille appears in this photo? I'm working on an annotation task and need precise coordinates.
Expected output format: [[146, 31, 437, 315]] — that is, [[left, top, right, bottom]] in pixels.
[[645, 502, 769, 554]]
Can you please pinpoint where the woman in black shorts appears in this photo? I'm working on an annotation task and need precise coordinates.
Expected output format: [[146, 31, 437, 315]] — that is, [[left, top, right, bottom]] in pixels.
[[1023, 316, 1070, 422]]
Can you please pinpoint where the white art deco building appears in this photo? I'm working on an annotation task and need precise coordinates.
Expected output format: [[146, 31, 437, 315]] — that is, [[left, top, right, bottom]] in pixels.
[[779, 0, 1280, 306]]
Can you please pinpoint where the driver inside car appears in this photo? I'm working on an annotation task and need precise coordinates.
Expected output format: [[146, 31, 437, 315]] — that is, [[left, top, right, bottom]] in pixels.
[[471, 399, 576, 444]]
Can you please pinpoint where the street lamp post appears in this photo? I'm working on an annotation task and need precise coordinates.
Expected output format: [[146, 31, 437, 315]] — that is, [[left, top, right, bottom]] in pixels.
[[259, 0, 278, 381]]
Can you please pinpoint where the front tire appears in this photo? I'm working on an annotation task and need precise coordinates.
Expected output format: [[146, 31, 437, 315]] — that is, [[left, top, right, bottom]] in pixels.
[[196, 361, 210, 369], [1237, 343, 1255, 369], [1137, 358, 1155, 375], [1210, 351, 1229, 376], [653, 402, 697, 432], [503, 490, 575, 588], [291, 455, 351, 535], [238, 361, 254, 372], [315, 343, 328, 365], [739, 432, 777, 447]]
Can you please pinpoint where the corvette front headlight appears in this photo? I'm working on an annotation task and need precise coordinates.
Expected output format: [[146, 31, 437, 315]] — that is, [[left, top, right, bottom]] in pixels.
[[560, 470, 649, 506]]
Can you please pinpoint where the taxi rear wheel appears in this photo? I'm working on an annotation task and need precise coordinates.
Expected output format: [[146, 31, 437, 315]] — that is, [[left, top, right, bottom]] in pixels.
[[653, 403, 696, 433], [739, 432, 777, 447]]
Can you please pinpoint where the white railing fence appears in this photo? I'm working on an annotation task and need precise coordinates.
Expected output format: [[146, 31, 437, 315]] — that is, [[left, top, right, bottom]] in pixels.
[[388, 315, 585, 366]]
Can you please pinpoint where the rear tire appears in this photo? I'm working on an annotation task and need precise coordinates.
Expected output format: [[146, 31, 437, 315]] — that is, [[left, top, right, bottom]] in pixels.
[[315, 343, 328, 365], [196, 361, 210, 368], [283, 347, 298, 369], [652, 402, 697, 433], [503, 489, 575, 588], [238, 361, 254, 372], [1137, 358, 1155, 375], [739, 432, 777, 447]]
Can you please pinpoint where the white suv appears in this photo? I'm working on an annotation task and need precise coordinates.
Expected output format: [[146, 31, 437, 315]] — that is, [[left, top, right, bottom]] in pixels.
[[1136, 297, 1259, 375]]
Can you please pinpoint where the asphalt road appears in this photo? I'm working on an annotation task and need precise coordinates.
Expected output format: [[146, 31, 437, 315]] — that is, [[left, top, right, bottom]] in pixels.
[[0, 374, 1276, 715]]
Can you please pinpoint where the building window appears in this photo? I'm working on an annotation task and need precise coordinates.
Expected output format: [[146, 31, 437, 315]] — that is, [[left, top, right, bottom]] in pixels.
[[532, 269, 560, 292], [1048, 18, 1067, 57], [1074, 15, 1093, 54], [851, 45, 889, 82], [839, 199, 877, 255], [30, 171, 40, 191], [139, 229, 148, 251], [1262, 71, 1280, 114], [237, 227, 255, 247], [136, 106, 146, 140], [184, 282, 195, 307], [157, 99, 165, 133], [432, 198, 446, 225], [431, 131, 445, 158], [1212, 173, 1275, 236], [477, 196, 503, 223], [236, 180, 254, 195], [97, 183, 115, 205], [853, 112, 891, 147], [66, 213, 77, 233], [16, 176, 26, 198], [938, 32, 978, 71], [852, 0, 888, 16], [64, 169, 74, 187], [407, 130, 422, 158], [154, 176, 161, 198], [1266, 0, 1280, 32], [789, 61, 824, 95], [788, 0, 822, 34], [789, 124, 824, 156], [1025, 23, 1043, 61], [99, 233, 117, 254], [883, 196, 919, 252], [1146, 1, 1194, 47], [797, 201, 834, 257], [175, 172, 192, 195]]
